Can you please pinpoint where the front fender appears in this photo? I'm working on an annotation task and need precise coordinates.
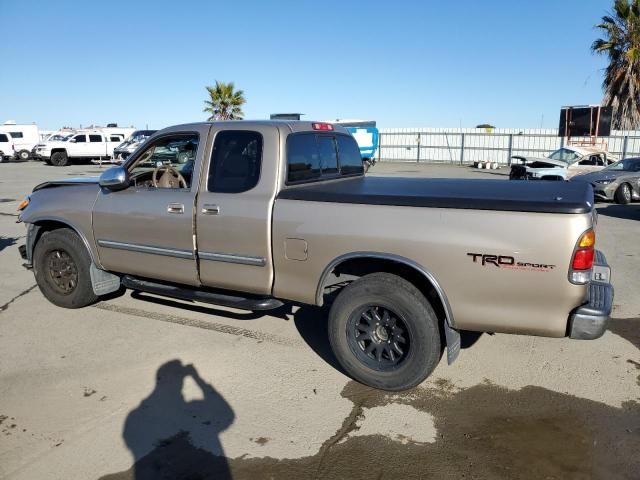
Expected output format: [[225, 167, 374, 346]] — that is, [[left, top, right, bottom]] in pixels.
[[19, 184, 101, 267]]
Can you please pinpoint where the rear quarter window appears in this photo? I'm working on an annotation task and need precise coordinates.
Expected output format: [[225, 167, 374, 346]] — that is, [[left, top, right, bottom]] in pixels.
[[89, 135, 103, 142], [9, 132, 23, 139], [336, 135, 364, 175], [286, 133, 363, 183]]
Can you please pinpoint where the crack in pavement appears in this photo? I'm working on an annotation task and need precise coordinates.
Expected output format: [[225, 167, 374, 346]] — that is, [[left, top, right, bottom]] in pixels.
[[93, 302, 298, 346], [0, 284, 38, 312]]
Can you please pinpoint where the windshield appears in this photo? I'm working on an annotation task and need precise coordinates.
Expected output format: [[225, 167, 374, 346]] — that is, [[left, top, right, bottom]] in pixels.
[[547, 148, 582, 163], [48, 134, 73, 142], [605, 158, 640, 172], [128, 130, 156, 143]]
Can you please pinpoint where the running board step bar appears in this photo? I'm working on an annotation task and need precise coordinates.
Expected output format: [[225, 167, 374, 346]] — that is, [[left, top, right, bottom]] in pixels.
[[121, 275, 284, 311]]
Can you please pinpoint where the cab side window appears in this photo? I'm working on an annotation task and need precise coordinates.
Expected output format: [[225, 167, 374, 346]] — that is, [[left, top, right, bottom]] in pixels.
[[89, 135, 103, 143], [74, 135, 87, 143], [208, 131, 262, 193], [0, 134, 8, 142]]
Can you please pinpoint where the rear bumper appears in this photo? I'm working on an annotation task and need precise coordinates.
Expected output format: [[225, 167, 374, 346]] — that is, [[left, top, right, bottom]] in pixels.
[[567, 250, 613, 340]]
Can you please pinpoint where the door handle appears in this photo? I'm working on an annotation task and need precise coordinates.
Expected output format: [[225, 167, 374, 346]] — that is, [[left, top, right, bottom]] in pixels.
[[202, 204, 220, 215], [167, 203, 184, 214]]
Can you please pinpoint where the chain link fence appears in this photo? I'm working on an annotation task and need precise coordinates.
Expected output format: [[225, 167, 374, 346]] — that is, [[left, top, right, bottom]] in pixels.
[[377, 128, 640, 164]]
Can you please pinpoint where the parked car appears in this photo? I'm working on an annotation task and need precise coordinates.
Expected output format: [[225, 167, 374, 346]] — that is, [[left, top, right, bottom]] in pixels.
[[509, 146, 615, 181], [571, 157, 640, 204], [1, 122, 40, 161], [17, 121, 613, 391], [34, 131, 122, 166], [113, 130, 158, 161], [0, 130, 16, 162]]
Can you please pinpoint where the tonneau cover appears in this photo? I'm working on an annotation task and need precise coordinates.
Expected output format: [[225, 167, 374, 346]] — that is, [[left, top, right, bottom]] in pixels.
[[277, 176, 594, 214]]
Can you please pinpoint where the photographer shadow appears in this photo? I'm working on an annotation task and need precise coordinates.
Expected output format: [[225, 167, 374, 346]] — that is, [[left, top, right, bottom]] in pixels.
[[100, 360, 234, 480]]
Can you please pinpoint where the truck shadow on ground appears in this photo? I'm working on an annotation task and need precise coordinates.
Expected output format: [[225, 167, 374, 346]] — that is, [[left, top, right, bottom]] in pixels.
[[595, 204, 640, 221], [99, 360, 234, 480], [292, 306, 485, 376], [608, 317, 640, 350], [0, 236, 18, 253], [127, 291, 485, 378]]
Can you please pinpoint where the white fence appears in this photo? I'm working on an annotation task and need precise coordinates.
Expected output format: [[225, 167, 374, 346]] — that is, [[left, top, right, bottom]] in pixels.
[[377, 128, 640, 164]]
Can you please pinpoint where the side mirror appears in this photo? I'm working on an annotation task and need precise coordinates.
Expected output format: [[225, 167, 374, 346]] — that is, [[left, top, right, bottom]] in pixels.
[[99, 166, 129, 191]]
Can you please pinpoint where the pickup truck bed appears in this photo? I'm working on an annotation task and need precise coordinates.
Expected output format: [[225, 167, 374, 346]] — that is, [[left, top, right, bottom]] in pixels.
[[278, 176, 593, 214]]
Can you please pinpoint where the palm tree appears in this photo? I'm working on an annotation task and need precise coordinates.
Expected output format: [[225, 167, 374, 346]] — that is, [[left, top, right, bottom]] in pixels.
[[203, 81, 246, 121], [592, 0, 640, 130]]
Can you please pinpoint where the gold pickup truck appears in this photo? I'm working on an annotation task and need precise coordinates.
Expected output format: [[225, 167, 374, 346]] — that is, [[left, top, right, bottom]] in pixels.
[[17, 121, 613, 391]]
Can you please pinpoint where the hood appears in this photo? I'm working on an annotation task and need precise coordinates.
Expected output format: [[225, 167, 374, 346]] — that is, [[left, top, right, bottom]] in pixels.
[[571, 170, 622, 183], [41, 140, 69, 148], [511, 156, 568, 168], [33, 177, 100, 192]]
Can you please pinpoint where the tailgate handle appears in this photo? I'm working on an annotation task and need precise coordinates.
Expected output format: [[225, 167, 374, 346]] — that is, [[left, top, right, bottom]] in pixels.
[[202, 204, 220, 215], [167, 203, 184, 214]]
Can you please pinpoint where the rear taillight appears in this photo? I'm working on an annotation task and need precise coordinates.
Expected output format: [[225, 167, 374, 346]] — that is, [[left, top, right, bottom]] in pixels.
[[569, 229, 595, 284]]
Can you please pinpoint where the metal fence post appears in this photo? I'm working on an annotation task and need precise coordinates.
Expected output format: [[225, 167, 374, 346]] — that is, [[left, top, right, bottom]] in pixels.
[[507, 134, 513, 165], [459, 133, 465, 165], [622, 135, 629, 158], [416, 133, 421, 163]]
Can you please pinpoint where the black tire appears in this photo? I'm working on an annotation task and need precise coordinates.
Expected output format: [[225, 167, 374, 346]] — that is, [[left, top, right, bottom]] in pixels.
[[33, 228, 98, 308], [50, 151, 70, 166], [614, 183, 632, 204], [328, 273, 442, 391], [17, 150, 30, 161]]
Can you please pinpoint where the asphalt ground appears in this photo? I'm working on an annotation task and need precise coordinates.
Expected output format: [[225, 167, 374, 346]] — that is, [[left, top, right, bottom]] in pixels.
[[0, 160, 638, 479]]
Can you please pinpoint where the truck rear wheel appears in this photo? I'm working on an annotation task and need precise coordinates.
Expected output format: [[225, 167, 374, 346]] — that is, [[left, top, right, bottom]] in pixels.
[[328, 273, 442, 391], [17, 150, 30, 161], [33, 228, 98, 308], [50, 151, 70, 166]]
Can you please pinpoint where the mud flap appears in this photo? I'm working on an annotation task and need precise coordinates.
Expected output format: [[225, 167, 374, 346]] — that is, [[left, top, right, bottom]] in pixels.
[[443, 321, 461, 365], [90, 263, 121, 296]]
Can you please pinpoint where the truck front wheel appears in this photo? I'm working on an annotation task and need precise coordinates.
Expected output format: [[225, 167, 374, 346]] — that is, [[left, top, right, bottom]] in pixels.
[[50, 151, 70, 166], [33, 228, 98, 308], [328, 273, 442, 391]]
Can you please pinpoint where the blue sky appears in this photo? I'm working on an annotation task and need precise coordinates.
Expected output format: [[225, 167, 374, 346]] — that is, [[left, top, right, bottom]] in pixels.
[[1, 0, 613, 130]]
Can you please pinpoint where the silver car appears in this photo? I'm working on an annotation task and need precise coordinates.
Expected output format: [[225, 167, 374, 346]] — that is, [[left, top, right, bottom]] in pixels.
[[571, 157, 640, 204]]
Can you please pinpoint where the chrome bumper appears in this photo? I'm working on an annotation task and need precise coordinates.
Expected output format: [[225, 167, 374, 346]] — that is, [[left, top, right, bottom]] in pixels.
[[568, 250, 613, 340]]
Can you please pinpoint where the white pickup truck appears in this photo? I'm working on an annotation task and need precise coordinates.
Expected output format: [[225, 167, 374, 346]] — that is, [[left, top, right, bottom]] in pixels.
[[35, 132, 123, 166]]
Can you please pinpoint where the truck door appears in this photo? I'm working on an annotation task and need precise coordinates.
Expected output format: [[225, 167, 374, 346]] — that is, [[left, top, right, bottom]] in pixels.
[[88, 134, 107, 159], [70, 134, 91, 157], [195, 125, 279, 295], [93, 127, 208, 286]]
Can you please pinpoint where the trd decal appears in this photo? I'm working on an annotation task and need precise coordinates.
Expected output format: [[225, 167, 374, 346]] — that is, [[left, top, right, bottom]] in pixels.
[[467, 253, 555, 271]]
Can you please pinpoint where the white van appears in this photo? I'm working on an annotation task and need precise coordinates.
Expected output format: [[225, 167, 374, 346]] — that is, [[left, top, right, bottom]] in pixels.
[[2, 122, 40, 160], [0, 130, 16, 162]]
